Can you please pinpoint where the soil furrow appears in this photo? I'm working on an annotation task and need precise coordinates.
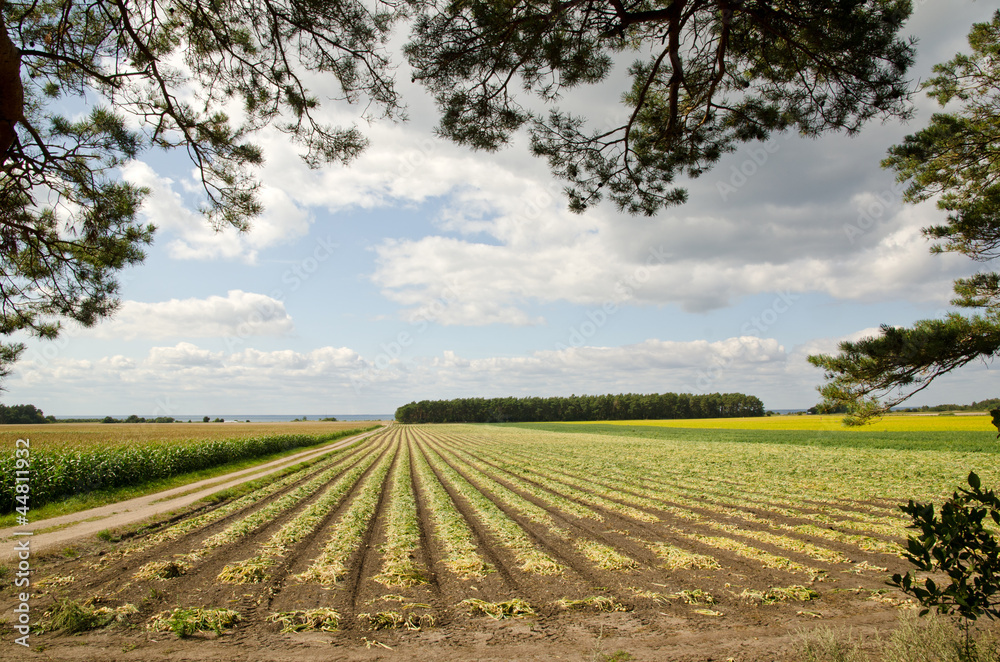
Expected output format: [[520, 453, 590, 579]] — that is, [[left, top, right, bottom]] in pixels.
[[410, 433, 520, 591], [67, 438, 384, 608]]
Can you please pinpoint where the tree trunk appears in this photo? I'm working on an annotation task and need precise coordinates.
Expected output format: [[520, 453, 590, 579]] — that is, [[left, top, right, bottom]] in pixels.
[[0, 16, 24, 165]]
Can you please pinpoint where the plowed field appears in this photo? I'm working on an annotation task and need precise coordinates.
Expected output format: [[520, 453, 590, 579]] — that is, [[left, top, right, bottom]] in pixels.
[[6, 423, 988, 661]]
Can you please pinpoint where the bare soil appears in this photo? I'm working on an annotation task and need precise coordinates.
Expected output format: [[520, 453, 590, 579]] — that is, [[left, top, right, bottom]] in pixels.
[[0, 425, 952, 661]]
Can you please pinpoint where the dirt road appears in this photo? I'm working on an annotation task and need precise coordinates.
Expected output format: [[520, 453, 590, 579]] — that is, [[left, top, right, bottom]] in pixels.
[[0, 426, 385, 562]]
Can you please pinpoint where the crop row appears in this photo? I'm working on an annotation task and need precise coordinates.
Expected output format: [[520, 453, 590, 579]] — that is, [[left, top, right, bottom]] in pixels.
[[419, 435, 637, 571], [100, 441, 366, 568], [465, 441, 878, 565], [372, 440, 427, 587], [441, 429, 905, 539], [0, 426, 378, 513], [39, 422, 945, 641], [297, 435, 397, 586], [425, 430, 897, 576], [132, 436, 389, 582], [417, 438, 564, 575], [217, 438, 390, 584]]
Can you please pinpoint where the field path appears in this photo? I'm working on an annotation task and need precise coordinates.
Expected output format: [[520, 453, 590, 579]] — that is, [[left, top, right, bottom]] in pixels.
[[0, 425, 387, 562]]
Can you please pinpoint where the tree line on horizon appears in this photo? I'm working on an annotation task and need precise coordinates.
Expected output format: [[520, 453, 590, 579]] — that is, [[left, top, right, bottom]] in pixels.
[[394, 392, 766, 424]]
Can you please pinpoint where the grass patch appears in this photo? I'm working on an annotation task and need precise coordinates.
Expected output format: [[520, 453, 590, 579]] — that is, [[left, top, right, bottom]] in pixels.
[[461, 598, 536, 619], [595, 653, 633, 662], [509, 422, 1000, 454], [41, 599, 137, 633], [357, 611, 435, 631], [267, 609, 341, 632], [799, 611, 1000, 661], [566, 414, 993, 433], [148, 607, 241, 638], [742, 585, 820, 605]]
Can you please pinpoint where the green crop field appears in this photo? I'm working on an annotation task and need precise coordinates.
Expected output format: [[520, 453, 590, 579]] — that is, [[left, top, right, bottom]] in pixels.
[[1, 420, 377, 451], [13, 420, 1000, 660], [0, 423, 381, 516]]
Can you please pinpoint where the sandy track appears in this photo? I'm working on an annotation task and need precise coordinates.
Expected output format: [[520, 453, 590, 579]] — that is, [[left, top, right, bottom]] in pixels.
[[0, 426, 386, 562]]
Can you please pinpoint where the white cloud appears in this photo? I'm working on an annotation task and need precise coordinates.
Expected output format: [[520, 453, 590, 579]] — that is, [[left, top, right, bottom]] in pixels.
[[14, 336, 793, 410], [85, 290, 293, 340], [120, 161, 312, 263], [371, 193, 976, 323], [147, 342, 225, 368], [11, 322, 998, 414]]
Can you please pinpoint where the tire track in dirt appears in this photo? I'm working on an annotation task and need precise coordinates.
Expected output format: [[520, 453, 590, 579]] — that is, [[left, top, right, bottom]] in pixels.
[[409, 430, 519, 593]]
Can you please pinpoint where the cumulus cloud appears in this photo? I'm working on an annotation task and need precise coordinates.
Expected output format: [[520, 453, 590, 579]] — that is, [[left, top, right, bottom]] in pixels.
[[11, 324, 997, 414], [85, 290, 294, 340], [372, 196, 975, 322], [120, 161, 312, 263]]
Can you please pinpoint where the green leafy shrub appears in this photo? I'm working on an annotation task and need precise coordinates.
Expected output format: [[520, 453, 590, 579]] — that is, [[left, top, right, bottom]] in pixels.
[[890, 471, 1000, 656]]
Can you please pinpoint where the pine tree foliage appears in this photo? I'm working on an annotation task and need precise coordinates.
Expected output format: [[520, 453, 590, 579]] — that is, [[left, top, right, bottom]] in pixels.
[[0, 0, 411, 381], [0, 1, 925, 388], [809, 11, 1000, 425], [405, 0, 915, 215]]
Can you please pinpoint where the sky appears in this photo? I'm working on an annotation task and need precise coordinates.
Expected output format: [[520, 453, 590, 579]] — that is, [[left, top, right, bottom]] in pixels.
[[5, 2, 1000, 417]]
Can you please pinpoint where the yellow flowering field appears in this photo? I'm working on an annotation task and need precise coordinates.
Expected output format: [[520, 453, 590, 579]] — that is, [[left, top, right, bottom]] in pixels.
[[574, 413, 994, 432]]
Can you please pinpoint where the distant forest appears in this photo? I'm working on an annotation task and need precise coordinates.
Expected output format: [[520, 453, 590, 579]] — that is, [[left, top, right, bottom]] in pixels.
[[0, 404, 53, 424], [394, 392, 766, 424]]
